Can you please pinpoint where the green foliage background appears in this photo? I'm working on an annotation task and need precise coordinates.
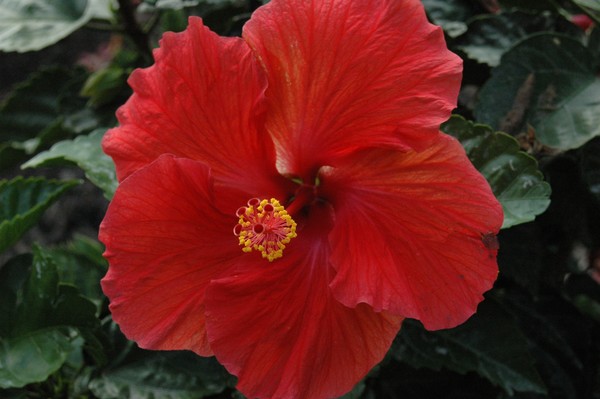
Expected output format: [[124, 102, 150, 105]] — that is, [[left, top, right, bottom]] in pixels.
[[0, 0, 599, 398]]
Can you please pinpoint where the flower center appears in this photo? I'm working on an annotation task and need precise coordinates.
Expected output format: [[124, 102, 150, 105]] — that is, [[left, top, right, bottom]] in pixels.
[[233, 198, 297, 262]]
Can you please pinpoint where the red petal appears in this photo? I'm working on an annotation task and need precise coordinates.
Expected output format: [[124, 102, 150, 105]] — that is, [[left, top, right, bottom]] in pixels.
[[103, 17, 281, 199], [99, 155, 241, 355], [243, 0, 462, 177], [205, 204, 402, 399], [321, 135, 503, 330]]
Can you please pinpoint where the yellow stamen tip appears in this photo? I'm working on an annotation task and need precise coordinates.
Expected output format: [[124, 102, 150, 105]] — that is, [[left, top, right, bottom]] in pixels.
[[233, 198, 297, 261]]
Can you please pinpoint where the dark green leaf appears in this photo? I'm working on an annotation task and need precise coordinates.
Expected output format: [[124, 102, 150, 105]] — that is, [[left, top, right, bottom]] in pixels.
[[0, 246, 98, 388], [81, 67, 129, 107], [0, 67, 87, 165], [0, 0, 95, 52], [498, 0, 558, 12], [337, 380, 366, 399], [475, 33, 600, 150], [393, 300, 546, 395], [422, 0, 477, 37], [571, 294, 600, 323], [0, 177, 79, 253], [589, 26, 600, 66], [0, 254, 32, 337], [443, 115, 551, 228], [495, 290, 594, 399], [44, 235, 107, 306], [89, 351, 234, 399], [0, 144, 27, 171], [22, 129, 117, 199], [12, 246, 60, 335], [456, 11, 581, 66]]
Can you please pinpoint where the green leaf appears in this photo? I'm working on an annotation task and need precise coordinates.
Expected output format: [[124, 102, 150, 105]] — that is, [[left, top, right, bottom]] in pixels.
[[422, 0, 477, 37], [0, 68, 88, 171], [22, 129, 118, 199], [81, 67, 129, 107], [89, 351, 234, 399], [0, 177, 79, 253], [11, 246, 60, 335], [574, 0, 600, 11], [0, 330, 74, 388], [574, 0, 600, 23], [45, 235, 107, 305], [455, 11, 581, 66], [0, 246, 99, 388], [443, 115, 551, 228], [475, 33, 600, 150], [0, 0, 97, 52], [393, 300, 547, 395], [142, 0, 201, 9], [0, 254, 32, 337], [0, 68, 80, 143]]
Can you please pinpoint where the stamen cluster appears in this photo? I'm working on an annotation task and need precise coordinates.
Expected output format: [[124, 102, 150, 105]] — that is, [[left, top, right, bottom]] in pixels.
[[234, 198, 297, 261]]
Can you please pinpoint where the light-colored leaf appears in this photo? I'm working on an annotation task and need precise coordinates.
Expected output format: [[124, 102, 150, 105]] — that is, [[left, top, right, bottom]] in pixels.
[[443, 115, 551, 228], [0, 0, 98, 52], [422, 0, 476, 37], [23, 129, 117, 199], [0, 330, 74, 388]]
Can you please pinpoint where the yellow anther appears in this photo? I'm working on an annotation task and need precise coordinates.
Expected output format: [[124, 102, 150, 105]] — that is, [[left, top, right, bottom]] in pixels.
[[233, 198, 297, 262]]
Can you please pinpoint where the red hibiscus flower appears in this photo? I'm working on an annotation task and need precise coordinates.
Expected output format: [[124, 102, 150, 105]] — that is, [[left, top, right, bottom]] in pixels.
[[99, 1, 503, 398]]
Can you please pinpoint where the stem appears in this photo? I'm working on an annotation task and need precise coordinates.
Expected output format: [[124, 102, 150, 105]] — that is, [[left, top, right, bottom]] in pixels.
[[116, 0, 153, 63]]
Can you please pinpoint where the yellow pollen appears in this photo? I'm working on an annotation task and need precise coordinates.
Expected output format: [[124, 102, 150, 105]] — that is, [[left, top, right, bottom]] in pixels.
[[233, 198, 297, 262]]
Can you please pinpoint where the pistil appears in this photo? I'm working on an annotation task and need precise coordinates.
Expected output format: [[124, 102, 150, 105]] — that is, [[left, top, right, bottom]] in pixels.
[[233, 198, 297, 261]]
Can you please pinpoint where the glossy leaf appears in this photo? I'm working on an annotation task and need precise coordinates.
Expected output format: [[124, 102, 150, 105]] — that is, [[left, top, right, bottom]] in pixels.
[[574, 0, 600, 11], [573, 0, 600, 22], [0, 330, 74, 389], [0, 247, 98, 388], [142, 0, 200, 9], [455, 11, 580, 66], [475, 33, 600, 150], [89, 351, 233, 399], [443, 115, 551, 228], [0, 0, 96, 52], [0, 177, 79, 253], [421, 0, 477, 37], [23, 129, 118, 199], [393, 300, 546, 395]]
